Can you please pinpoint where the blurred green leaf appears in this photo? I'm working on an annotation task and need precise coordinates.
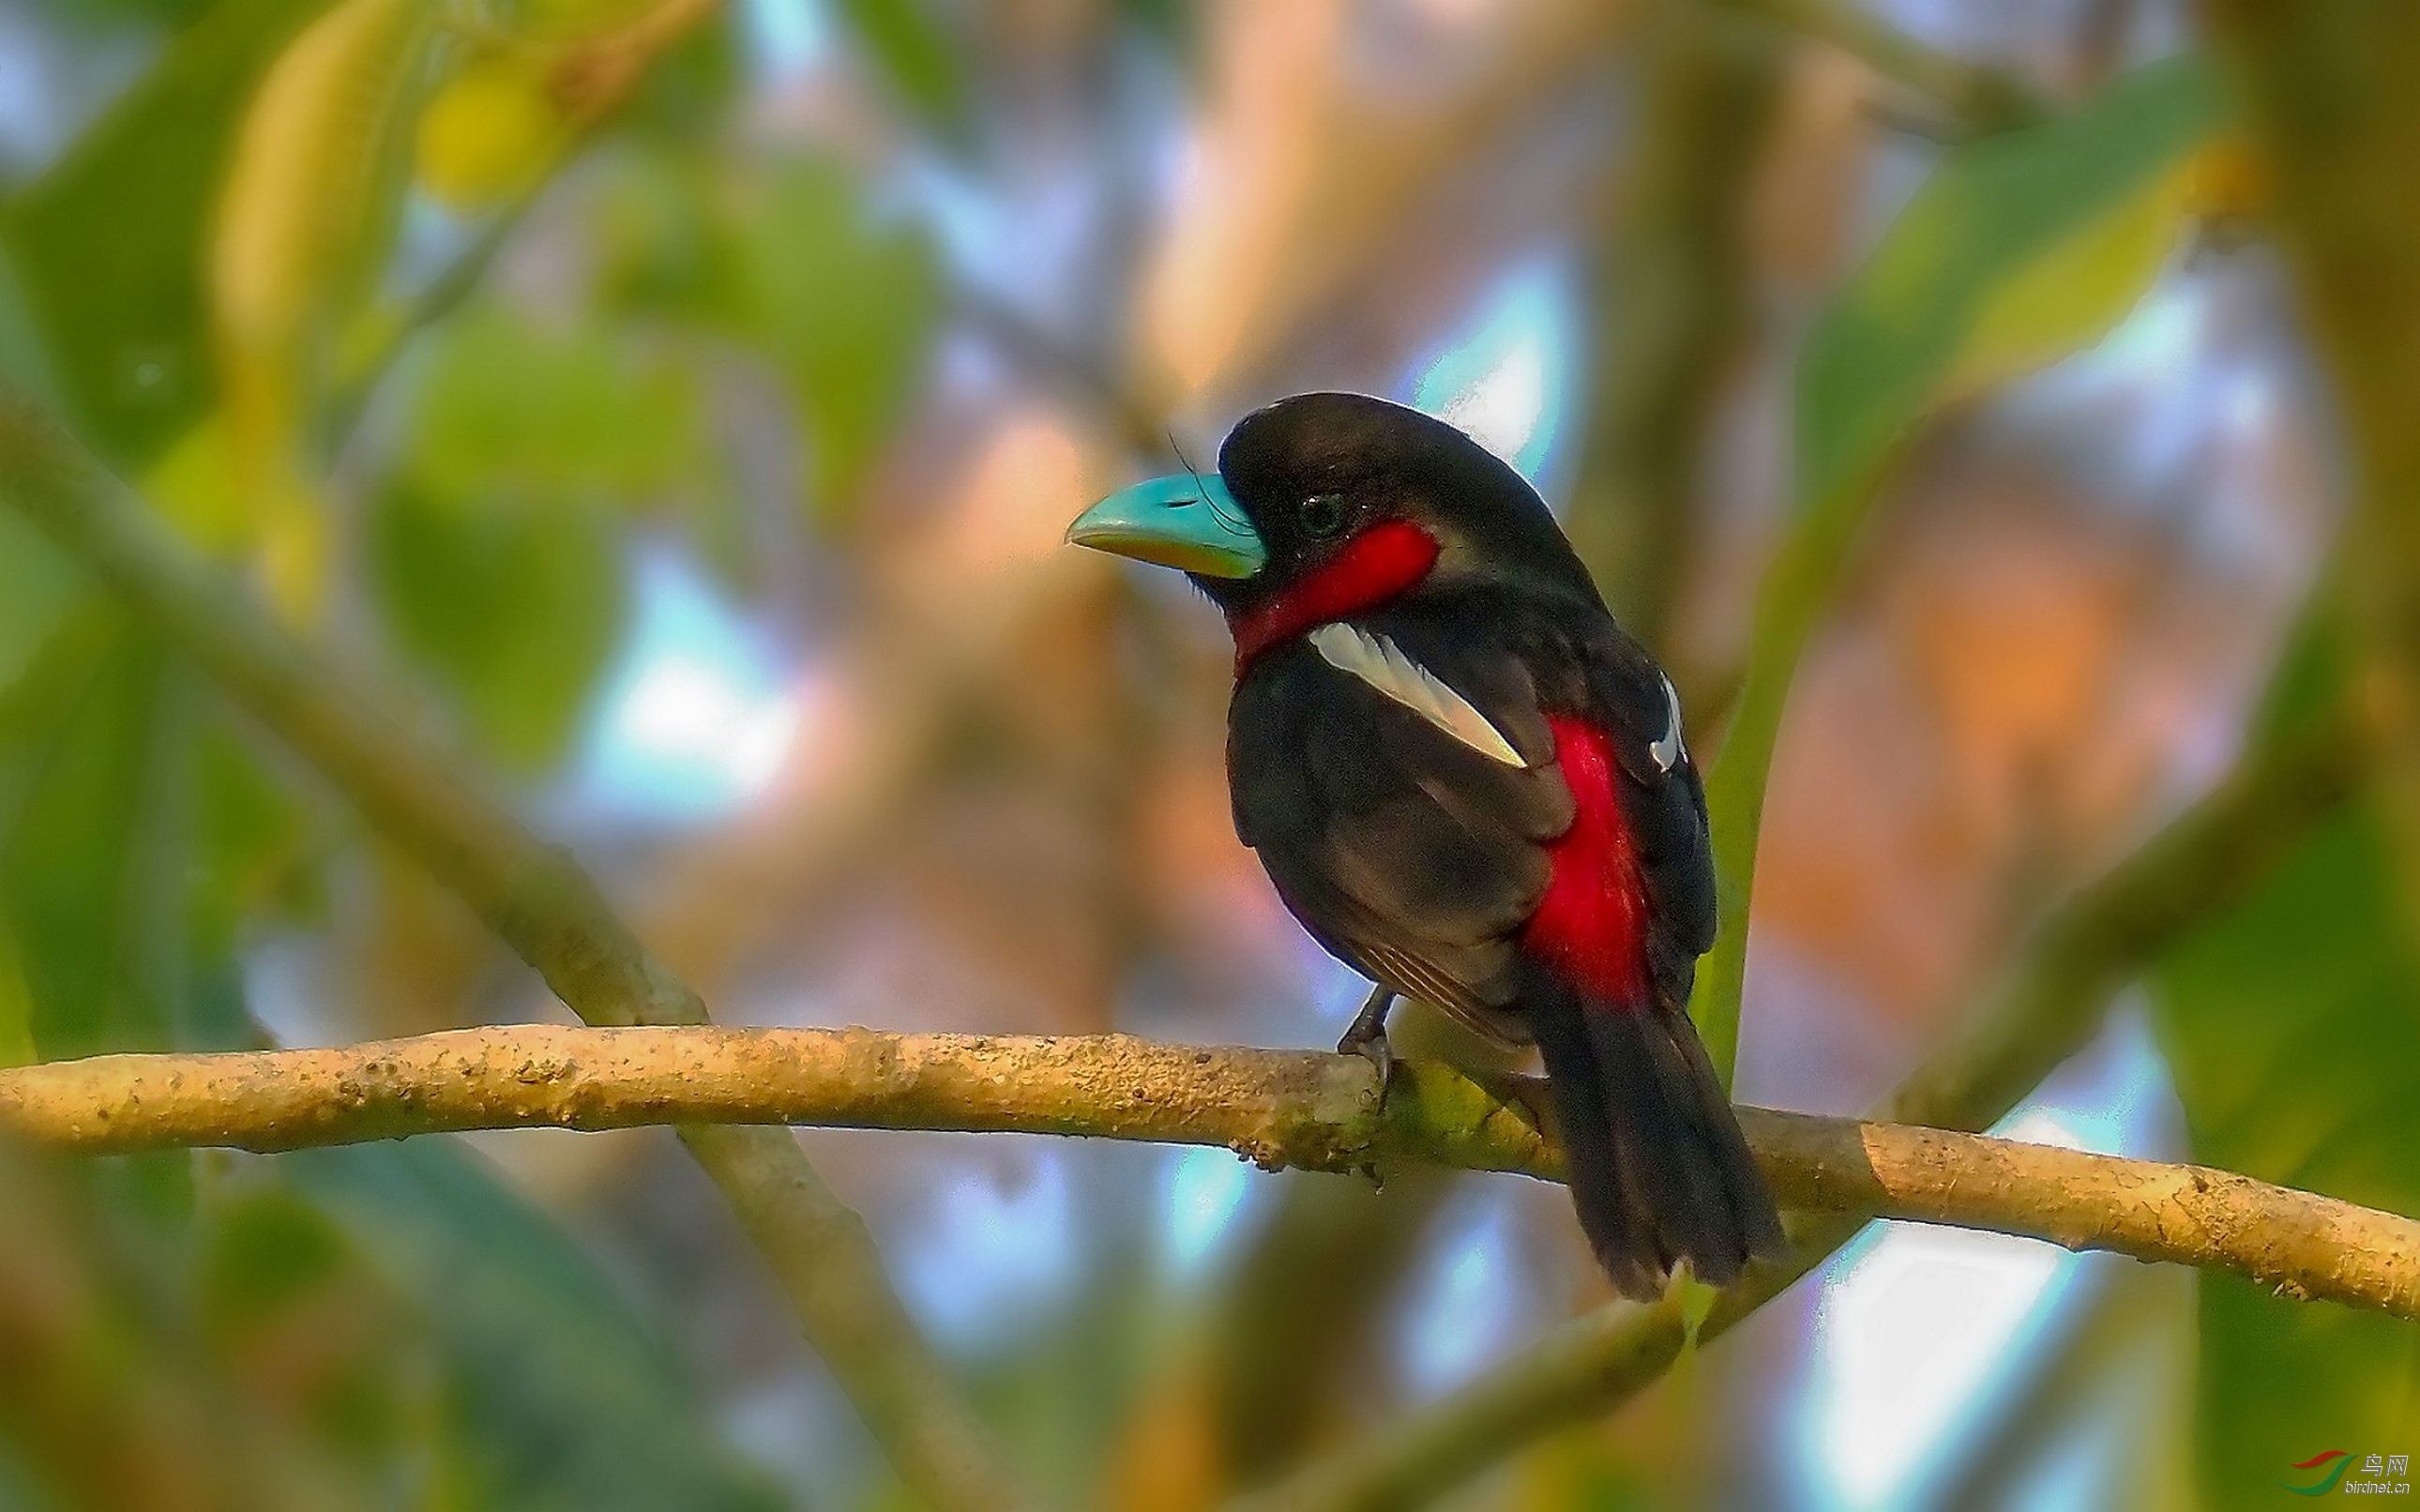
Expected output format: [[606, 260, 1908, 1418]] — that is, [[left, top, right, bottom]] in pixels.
[[727, 159, 941, 525], [0, 508, 85, 698], [370, 477, 625, 773], [0, 242, 67, 412], [193, 1179, 430, 1474], [0, 1120, 772, 1507], [2153, 804, 2420, 1507], [0, 610, 314, 1057], [1798, 54, 2222, 505], [0, 1146, 266, 1507], [190, 713, 319, 947], [1945, 155, 2195, 399], [1117, 0, 1198, 50], [592, 143, 725, 316], [832, 0, 971, 135], [19, 0, 218, 30], [586, 151, 937, 531], [0, 244, 92, 698], [277, 1139, 784, 1511], [0, 920, 34, 1068], [368, 308, 727, 769], [2247, 578, 2353, 744], [1, 0, 327, 466], [400, 308, 713, 507], [1689, 57, 2228, 1080], [0, 627, 188, 1060], [200, 1181, 358, 1328]]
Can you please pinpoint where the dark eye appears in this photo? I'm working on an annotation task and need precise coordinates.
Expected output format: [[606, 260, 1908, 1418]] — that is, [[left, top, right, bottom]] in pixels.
[[1296, 493, 1349, 539]]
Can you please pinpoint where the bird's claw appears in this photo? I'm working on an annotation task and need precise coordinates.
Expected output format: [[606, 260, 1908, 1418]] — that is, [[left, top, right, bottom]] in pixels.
[[1338, 1023, 1395, 1101], [1337, 988, 1398, 1101]]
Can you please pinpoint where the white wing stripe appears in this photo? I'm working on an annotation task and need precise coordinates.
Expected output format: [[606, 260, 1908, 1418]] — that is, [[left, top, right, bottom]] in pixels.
[[1649, 672, 1686, 773], [1308, 622, 1526, 767]]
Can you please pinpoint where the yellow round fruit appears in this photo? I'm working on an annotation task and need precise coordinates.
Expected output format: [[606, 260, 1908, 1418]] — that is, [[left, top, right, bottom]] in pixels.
[[416, 56, 563, 211]]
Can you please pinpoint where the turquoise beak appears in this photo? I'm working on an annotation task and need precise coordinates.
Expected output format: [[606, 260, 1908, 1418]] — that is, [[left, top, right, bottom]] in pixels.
[[1066, 473, 1266, 580]]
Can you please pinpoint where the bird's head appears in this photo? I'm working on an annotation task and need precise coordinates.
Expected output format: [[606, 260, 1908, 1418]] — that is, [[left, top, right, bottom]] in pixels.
[[1066, 392, 1597, 661]]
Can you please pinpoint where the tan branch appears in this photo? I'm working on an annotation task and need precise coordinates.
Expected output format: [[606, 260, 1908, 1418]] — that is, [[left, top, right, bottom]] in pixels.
[[0, 1028, 1381, 1163], [1, 1025, 2413, 1324], [551, 0, 721, 128], [0, 387, 1024, 1511]]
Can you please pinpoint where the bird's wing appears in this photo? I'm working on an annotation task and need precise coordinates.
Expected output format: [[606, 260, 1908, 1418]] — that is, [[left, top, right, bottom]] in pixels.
[[1554, 618, 1719, 1008], [1228, 617, 1576, 1044]]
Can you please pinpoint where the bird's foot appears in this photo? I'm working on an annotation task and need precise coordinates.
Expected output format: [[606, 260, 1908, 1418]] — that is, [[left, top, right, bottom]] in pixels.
[[1337, 987, 1398, 1100]]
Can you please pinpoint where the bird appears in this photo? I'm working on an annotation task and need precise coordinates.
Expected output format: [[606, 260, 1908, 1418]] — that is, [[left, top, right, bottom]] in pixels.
[[1066, 391, 1784, 1299]]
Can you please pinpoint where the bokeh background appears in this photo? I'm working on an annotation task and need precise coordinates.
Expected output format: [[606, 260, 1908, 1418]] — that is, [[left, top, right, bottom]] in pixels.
[[0, 0, 2410, 1507]]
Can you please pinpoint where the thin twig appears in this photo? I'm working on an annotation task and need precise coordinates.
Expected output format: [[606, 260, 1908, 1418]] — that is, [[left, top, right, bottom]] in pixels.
[[328, 0, 723, 444], [549, 0, 723, 129], [0, 387, 1028, 1512], [1729, 0, 2049, 137], [958, 289, 1172, 461]]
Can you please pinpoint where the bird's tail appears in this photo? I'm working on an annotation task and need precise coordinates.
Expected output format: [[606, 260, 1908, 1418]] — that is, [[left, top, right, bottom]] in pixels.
[[1528, 977, 1786, 1300]]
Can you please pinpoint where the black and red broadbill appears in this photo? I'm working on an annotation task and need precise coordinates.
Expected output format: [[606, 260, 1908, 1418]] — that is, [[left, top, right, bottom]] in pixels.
[[1066, 392, 1784, 1298]]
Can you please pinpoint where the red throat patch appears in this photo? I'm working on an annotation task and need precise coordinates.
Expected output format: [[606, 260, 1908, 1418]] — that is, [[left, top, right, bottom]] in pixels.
[[1229, 520, 1439, 670], [1521, 716, 1653, 1006]]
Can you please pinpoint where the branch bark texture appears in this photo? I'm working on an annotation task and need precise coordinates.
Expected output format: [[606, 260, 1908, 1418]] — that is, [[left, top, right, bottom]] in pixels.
[[2, 1024, 2413, 1323]]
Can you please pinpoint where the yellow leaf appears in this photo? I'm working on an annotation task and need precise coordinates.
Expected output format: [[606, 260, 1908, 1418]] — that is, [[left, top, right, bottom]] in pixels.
[[147, 418, 328, 618], [211, 0, 434, 613], [259, 467, 332, 622], [145, 418, 251, 554], [416, 54, 568, 212], [214, 0, 432, 356], [1944, 159, 2195, 401]]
